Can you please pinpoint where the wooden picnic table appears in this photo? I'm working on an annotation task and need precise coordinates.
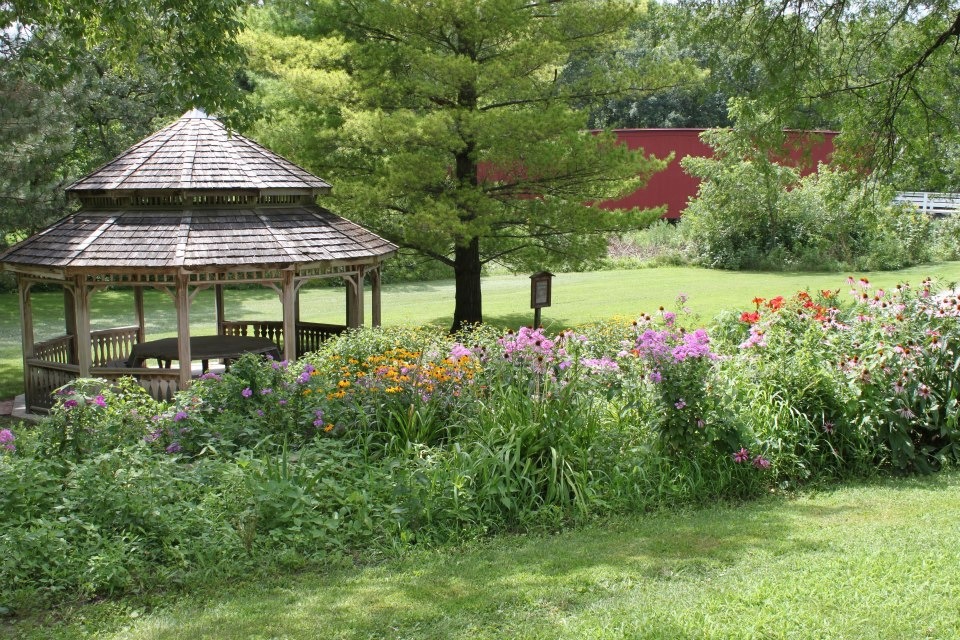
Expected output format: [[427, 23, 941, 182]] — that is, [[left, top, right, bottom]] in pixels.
[[125, 335, 281, 371]]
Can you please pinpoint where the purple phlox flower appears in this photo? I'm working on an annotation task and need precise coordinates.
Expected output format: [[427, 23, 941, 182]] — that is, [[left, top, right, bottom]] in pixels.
[[733, 448, 750, 463], [260, 388, 273, 395], [672, 329, 715, 362], [144, 429, 163, 443], [297, 371, 311, 384], [450, 343, 473, 359], [173, 410, 189, 422], [278, 399, 288, 406], [165, 442, 182, 454], [313, 417, 325, 427], [739, 326, 768, 350], [558, 359, 573, 370], [199, 372, 222, 381], [662, 311, 677, 327], [63, 398, 78, 409], [649, 370, 662, 384], [256, 409, 265, 417], [823, 421, 835, 434], [90, 394, 106, 408], [674, 399, 687, 410], [676, 292, 689, 305], [241, 387, 253, 398], [0, 429, 15, 452], [752, 455, 771, 470]]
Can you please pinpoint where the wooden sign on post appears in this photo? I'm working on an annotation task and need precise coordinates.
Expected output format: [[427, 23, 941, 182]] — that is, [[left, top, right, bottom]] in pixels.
[[530, 271, 554, 327]]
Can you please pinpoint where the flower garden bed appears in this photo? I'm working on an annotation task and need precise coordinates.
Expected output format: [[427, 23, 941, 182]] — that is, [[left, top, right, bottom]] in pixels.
[[2, 278, 960, 612]]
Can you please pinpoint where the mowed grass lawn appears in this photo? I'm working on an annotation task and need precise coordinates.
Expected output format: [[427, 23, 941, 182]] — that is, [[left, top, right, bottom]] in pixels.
[[12, 472, 960, 640], [2, 262, 960, 398]]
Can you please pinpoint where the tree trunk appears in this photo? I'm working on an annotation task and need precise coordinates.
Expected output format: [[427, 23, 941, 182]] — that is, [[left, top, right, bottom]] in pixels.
[[451, 237, 482, 332]]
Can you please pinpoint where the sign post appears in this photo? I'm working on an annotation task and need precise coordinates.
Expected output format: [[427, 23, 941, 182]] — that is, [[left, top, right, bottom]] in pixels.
[[529, 271, 554, 328]]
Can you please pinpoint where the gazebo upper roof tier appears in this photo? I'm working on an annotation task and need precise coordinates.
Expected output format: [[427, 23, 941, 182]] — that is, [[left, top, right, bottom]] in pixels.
[[67, 109, 331, 197], [0, 206, 396, 275]]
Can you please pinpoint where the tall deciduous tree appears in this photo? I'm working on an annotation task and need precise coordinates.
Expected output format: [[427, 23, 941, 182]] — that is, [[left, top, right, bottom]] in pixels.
[[0, 0, 249, 253], [246, 0, 686, 329]]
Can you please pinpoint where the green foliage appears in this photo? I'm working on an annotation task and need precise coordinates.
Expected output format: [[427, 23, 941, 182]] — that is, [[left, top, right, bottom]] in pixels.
[[682, 104, 931, 271], [928, 215, 960, 262], [688, 0, 960, 183]]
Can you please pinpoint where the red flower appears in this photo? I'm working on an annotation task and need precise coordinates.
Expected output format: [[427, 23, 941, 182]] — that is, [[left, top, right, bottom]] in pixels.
[[767, 296, 784, 311], [740, 311, 761, 324], [752, 297, 765, 308]]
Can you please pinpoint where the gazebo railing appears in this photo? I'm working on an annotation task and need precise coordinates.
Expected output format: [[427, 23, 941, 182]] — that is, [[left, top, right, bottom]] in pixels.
[[25, 358, 80, 413], [33, 334, 74, 364], [24, 321, 346, 412], [91, 325, 140, 367], [221, 321, 347, 357], [26, 331, 176, 412]]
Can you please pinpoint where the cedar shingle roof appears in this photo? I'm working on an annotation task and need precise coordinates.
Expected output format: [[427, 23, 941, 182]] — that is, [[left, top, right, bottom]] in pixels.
[[1, 207, 396, 270], [1, 111, 397, 273], [67, 109, 332, 194]]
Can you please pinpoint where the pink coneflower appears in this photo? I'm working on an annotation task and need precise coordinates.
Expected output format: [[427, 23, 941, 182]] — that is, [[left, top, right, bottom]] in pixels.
[[823, 421, 835, 434], [753, 455, 771, 470], [733, 448, 750, 463], [917, 384, 931, 399]]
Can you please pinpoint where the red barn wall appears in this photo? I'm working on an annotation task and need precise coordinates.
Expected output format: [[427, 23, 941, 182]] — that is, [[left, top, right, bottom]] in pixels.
[[598, 129, 837, 220]]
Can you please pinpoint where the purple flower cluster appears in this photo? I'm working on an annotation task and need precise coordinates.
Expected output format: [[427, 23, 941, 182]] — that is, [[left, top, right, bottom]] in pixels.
[[0, 428, 15, 453], [297, 364, 316, 384]]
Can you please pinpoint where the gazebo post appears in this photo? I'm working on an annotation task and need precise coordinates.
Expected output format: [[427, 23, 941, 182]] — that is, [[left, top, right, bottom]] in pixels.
[[281, 269, 296, 362], [370, 266, 382, 328], [71, 276, 92, 378], [18, 277, 35, 407], [175, 274, 192, 389], [63, 286, 78, 363], [214, 284, 225, 336], [344, 269, 365, 328], [134, 286, 146, 343]]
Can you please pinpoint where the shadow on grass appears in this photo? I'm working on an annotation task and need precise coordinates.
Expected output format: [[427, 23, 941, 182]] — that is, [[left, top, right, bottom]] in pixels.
[[105, 499, 823, 640]]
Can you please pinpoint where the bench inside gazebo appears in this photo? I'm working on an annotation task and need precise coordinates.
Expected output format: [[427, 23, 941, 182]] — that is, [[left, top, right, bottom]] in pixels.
[[1, 110, 396, 413]]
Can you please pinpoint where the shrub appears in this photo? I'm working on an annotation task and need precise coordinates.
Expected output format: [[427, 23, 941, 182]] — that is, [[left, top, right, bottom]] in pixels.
[[681, 104, 930, 271]]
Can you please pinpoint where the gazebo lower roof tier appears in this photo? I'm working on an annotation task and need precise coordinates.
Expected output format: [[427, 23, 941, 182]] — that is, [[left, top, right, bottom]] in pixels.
[[0, 206, 397, 276]]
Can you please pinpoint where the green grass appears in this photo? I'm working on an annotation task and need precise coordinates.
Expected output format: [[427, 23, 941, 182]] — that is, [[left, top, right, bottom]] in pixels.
[[3, 262, 960, 399], [9, 472, 960, 639]]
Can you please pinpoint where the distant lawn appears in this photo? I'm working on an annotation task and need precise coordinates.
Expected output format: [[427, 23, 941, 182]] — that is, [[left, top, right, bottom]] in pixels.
[[12, 472, 960, 639], [3, 262, 960, 398]]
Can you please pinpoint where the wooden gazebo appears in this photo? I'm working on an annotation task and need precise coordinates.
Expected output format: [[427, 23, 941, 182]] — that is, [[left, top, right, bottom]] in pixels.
[[0, 109, 396, 413]]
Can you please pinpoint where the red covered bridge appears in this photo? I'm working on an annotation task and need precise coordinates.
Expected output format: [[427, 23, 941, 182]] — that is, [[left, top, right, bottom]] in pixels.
[[599, 129, 837, 220]]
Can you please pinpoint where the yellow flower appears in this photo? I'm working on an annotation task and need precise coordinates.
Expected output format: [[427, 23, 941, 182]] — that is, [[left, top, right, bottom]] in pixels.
[[324, 423, 334, 433], [337, 380, 351, 389]]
